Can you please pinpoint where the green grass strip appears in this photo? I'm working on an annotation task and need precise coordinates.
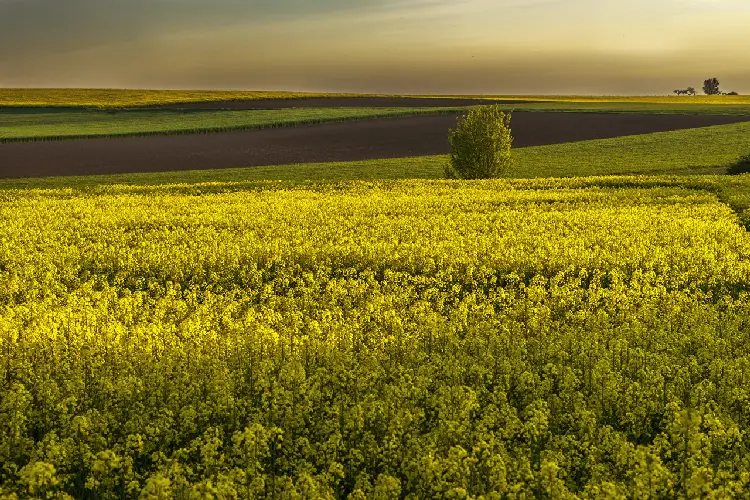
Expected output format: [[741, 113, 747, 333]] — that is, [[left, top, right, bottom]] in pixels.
[[511, 121, 750, 177], [0, 107, 464, 142]]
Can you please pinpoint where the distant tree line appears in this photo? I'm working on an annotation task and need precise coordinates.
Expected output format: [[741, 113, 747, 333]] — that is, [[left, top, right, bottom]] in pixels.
[[674, 78, 739, 96], [673, 87, 696, 96]]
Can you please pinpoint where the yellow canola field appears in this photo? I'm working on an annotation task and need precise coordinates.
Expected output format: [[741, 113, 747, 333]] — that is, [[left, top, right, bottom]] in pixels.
[[0, 89, 377, 108], [3, 179, 750, 497], [3, 88, 748, 108], [2, 179, 749, 358], [475, 95, 750, 105], [1, 180, 748, 293]]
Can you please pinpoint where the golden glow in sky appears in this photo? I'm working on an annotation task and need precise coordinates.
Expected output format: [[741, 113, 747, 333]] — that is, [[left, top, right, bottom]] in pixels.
[[1, 0, 748, 94]]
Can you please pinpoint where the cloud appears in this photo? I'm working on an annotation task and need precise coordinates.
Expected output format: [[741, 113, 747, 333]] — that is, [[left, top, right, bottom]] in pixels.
[[0, 0, 393, 59], [1, 0, 748, 93]]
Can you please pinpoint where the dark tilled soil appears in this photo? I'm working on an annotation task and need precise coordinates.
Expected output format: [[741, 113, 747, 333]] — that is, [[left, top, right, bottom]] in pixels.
[[2, 112, 749, 179], [149, 97, 537, 109]]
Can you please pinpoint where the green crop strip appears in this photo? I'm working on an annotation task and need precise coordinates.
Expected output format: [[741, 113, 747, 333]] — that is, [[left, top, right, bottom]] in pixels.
[[0, 107, 464, 142]]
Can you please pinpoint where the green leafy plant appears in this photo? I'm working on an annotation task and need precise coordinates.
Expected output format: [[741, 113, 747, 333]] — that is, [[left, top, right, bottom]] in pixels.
[[727, 153, 750, 175], [446, 105, 513, 179]]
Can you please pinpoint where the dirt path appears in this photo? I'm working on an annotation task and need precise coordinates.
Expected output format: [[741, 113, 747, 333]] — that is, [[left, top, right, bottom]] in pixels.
[[2, 112, 749, 179]]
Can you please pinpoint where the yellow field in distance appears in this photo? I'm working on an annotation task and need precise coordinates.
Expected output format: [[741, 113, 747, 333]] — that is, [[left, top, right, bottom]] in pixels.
[[0, 89, 388, 108], [2, 88, 748, 108], [476, 94, 750, 104]]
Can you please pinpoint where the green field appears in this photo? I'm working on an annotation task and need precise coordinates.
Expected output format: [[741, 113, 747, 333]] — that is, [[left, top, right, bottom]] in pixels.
[[2, 89, 748, 144], [4, 104, 750, 144], [0, 107, 462, 142]]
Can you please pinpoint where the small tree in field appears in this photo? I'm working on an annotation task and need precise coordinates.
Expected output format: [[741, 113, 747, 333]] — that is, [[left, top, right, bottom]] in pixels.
[[703, 78, 721, 95], [446, 105, 513, 179]]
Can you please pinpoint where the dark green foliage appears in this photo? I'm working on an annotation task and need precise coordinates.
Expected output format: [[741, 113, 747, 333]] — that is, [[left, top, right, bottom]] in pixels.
[[446, 105, 513, 179], [703, 78, 721, 95], [727, 153, 750, 175]]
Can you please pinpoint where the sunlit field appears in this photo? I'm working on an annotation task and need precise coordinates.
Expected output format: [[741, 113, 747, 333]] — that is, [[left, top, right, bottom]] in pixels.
[[3, 88, 750, 497], [3, 177, 750, 497], [2, 88, 748, 109], [0, 89, 381, 108], [474, 94, 750, 105], [0, 107, 461, 142]]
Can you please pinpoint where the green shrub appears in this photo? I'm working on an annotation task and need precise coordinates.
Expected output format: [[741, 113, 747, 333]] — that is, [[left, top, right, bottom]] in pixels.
[[727, 153, 750, 175], [446, 105, 513, 179]]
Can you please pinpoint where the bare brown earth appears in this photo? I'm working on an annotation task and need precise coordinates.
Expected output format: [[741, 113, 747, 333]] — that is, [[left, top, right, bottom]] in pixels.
[[2, 112, 750, 179], [150, 97, 537, 109]]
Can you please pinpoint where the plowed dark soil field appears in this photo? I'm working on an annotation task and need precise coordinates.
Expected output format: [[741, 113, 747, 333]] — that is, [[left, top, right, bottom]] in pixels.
[[2, 111, 749, 178]]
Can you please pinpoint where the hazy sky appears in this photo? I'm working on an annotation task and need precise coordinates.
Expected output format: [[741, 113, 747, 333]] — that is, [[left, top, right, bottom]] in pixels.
[[1, 0, 748, 94]]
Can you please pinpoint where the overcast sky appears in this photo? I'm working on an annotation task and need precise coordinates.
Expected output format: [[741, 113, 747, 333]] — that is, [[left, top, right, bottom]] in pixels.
[[0, 0, 748, 94]]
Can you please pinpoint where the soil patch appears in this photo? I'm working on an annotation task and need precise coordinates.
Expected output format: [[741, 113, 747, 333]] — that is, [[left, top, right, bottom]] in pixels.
[[2, 112, 749, 179]]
